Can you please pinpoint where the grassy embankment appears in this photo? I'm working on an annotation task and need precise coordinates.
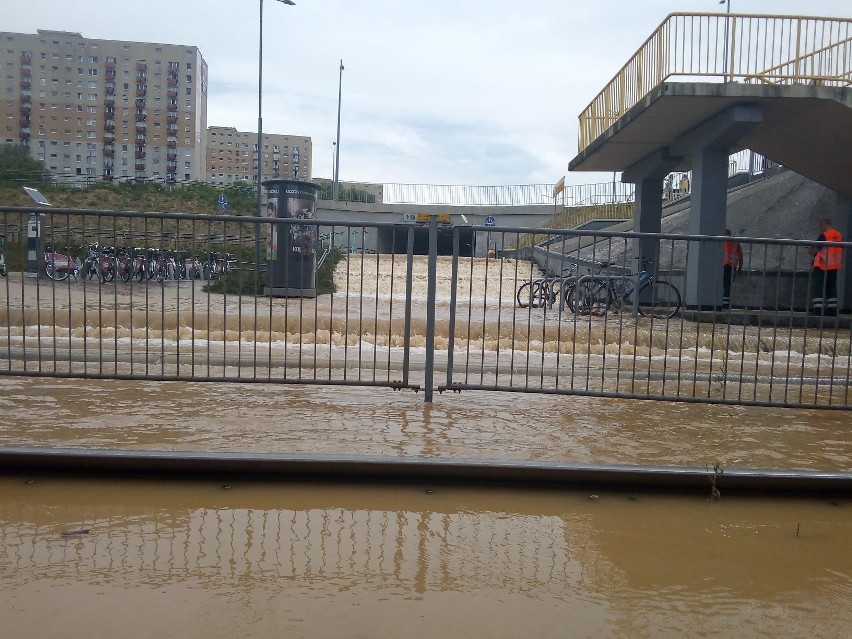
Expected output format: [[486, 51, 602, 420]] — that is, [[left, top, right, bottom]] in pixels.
[[0, 181, 339, 294]]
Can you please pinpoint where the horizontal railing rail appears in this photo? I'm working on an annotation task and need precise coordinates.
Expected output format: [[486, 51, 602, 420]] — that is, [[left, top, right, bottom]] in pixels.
[[579, 12, 852, 150], [1, 206, 849, 410]]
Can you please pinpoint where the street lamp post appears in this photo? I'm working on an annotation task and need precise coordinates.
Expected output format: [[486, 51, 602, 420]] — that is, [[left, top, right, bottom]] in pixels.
[[257, 0, 295, 218], [332, 59, 344, 201], [719, 0, 731, 80]]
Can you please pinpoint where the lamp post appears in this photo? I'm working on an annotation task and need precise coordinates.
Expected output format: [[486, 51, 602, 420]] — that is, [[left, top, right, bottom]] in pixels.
[[332, 59, 344, 201], [719, 0, 731, 80], [332, 141, 337, 185], [257, 0, 295, 218]]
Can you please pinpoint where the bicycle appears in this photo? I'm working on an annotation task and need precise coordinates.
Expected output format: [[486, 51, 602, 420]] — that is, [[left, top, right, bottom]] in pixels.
[[571, 258, 681, 319], [516, 265, 577, 309]]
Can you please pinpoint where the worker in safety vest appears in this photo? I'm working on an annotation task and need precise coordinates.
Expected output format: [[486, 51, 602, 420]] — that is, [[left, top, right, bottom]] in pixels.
[[722, 229, 743, 308], [810, 218, 843, 316]]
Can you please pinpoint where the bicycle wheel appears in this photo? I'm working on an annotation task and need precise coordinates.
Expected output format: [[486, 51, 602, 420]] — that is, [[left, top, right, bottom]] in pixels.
[[45, 262, 68, 281], [517, 280, 547, 309], [571, 281, 610, 316], [637, 280, 681, 319], [118, 265, 131, 283]]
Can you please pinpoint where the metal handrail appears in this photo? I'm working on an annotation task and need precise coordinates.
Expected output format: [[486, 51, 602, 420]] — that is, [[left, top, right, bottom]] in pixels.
[[579, 12, 852, 151]]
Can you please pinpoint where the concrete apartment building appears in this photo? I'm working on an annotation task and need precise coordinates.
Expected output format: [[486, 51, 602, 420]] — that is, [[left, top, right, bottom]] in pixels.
[[0, 29, 207, 183], [207, 126, 312, 186]]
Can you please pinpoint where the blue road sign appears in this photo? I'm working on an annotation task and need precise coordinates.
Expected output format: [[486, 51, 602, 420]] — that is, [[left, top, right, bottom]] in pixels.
[[484, 215, 496, 227], [218, 194, 227, 211]]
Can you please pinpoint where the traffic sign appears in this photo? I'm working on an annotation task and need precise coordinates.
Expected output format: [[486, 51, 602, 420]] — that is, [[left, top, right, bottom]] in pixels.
[[484, 215, 496, 227], [218, 193, 227, 211]]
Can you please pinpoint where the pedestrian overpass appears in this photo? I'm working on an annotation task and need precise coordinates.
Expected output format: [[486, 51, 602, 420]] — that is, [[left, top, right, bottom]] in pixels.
[[569, 12, 852, 310]]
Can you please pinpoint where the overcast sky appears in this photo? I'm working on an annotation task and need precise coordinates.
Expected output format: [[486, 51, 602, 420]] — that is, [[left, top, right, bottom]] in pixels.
[[7, 1, 851, 186]]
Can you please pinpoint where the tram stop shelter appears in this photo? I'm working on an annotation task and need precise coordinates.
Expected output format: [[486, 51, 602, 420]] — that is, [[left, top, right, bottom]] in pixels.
[[569, 12, 852, 310]]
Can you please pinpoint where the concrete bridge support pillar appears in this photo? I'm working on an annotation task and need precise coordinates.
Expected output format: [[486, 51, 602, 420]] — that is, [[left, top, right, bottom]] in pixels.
[[684, 146, 729, 309], [669, 106, 763, 309], [623, 151, 683, 276], [633, 177, 663, 272]]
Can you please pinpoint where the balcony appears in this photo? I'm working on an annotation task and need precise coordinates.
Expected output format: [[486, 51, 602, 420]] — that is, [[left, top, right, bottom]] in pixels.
[[136, 126, 146, 134], [103, 149, 114, 157], [135, 113, 147, 122], [103, 131, 115, 141], [104, 99, 115, 108], [167, 78, 178, 87], [18, 117, 30, 128], [105, 60, 116, 70], [135, 163, 146, 171], [20, 67, 31, 77], [19, 80, 31, 89], [136, 75, 147, 84], [20, 53, 32, 64], [19, 132, 30, 142], [167, 152, 177, 161], [136, 89, 146, 97], [135, 137, 146, 145], [167, 89, 177, 99], [166, 103, 177, 112], [135, 151, 146, 159], [166, 140, 177, 148], [105, 69, 116, 80], [105, 86, 115, 96], [104, 123, 115, 133], [136, 63, 147, 72], [166, 115, 177, 124], [19, 106, 30, 116]]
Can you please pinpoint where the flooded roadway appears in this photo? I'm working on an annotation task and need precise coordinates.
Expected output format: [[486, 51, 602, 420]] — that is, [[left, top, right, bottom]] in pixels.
[[0, 376, 849, 472], [1, 478, 850, 638], [1, 255, 851, 637]]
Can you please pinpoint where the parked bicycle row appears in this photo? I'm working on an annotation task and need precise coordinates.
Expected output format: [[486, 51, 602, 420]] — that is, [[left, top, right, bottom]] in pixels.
[[42, 242, 242, 283], [516, 258, 682, 319]]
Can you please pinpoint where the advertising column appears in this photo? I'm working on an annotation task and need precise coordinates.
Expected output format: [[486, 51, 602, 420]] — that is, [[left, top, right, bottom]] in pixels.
[[262, 179, 320, 297]]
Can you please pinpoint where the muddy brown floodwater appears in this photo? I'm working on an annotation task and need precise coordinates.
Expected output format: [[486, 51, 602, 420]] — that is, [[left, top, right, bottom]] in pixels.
[[1, 478, 850, 639], [1, 255, 851, 636], [0, 376, 850, 471]]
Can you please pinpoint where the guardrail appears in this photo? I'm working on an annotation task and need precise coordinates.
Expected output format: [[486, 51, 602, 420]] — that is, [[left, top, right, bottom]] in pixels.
[[1, 206, 849, 410], [579, 12, 852, 150]]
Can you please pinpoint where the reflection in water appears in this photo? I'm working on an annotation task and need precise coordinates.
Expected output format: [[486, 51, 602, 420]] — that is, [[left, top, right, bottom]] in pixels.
[[1, 479, 850, 638]]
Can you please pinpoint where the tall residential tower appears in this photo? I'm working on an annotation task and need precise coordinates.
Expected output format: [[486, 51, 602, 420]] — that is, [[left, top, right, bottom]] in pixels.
[[206, 126, 312, 187], [0, 29, 208, 184]]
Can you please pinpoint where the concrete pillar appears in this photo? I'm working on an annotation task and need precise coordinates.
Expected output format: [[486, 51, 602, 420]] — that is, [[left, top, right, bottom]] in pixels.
[[836, 195, 852, 313], [685, 146, 729, 309], [632, 177, 663, 273]]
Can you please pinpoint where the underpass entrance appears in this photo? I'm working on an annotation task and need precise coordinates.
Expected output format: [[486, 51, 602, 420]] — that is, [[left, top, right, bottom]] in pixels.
[[380, 226, 474, 256]]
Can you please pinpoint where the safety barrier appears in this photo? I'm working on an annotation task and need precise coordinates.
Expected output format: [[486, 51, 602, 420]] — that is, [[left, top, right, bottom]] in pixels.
[[579, 12, 852, 150], [0, 206, 849, 410]]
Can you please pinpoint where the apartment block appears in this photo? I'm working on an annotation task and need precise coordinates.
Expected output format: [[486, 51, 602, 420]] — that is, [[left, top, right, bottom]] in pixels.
[[0, 29, 208, 184], [207, 126, 312, 186]]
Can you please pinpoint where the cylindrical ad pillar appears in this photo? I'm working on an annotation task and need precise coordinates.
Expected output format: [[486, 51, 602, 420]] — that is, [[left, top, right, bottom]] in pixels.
[[262, 179, 320, 297]]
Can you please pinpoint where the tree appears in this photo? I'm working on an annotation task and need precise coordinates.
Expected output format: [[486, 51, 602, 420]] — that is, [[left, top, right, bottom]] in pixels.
[[0, 144, 52, 186]]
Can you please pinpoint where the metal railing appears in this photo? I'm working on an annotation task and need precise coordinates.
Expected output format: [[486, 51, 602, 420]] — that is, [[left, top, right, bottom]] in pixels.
[[579, 12, 852, 150], [1, 206, 849, 410]]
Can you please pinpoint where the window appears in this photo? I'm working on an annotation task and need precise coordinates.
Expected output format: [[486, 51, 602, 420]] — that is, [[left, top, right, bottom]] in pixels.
[[86, 131, 96, 138], [186, 62, 192, 69], [184, 112, 191, 119], [185, 75, 191, 82], [185, 87, 191, 95], [184, 161, 191, 168], [88, 68, 97, 76], [185, 100, 191, 107]]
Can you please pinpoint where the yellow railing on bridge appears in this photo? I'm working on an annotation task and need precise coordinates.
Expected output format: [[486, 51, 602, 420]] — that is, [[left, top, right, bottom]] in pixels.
[[579, 13, 852, 151]]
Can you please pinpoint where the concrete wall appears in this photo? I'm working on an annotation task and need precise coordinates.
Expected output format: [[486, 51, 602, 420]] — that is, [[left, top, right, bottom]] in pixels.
[[316, 200, 554, 256]]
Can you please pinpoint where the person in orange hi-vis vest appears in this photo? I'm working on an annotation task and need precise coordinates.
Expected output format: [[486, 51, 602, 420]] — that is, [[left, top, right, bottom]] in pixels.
[[722, 229, 743, 309], [810, 218, 843, 316]]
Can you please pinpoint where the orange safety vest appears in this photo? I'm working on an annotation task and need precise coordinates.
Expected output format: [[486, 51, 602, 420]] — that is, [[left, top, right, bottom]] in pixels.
[[723, 240, 740, 267], [814, 228, 843, 271]]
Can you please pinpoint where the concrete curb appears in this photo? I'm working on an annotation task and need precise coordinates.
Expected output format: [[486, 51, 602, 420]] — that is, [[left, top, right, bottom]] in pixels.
[[1, 447, 849, 496]]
